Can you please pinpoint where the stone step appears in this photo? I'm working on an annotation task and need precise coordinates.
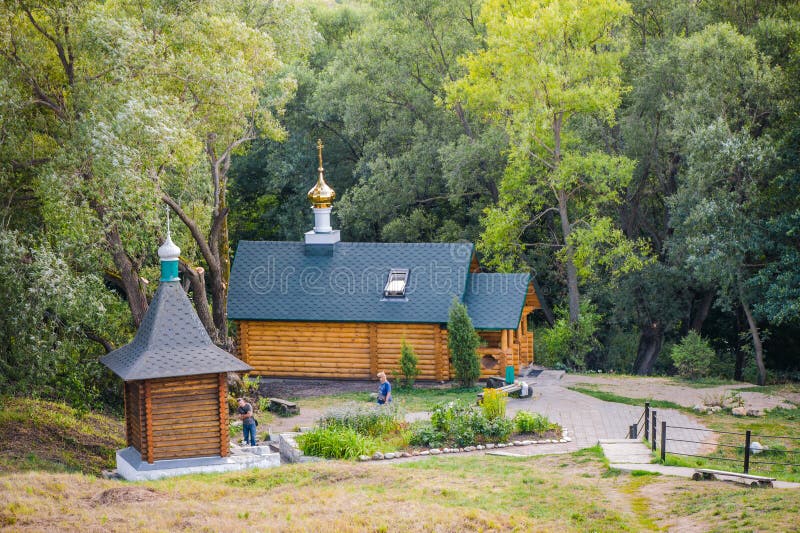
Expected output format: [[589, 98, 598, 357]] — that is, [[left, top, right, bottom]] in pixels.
[[599, 439, 654, 464]]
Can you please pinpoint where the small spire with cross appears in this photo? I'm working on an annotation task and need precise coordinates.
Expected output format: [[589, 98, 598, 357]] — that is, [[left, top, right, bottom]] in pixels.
[[317, 138, 324, 169], [308, 138, 335, 209]]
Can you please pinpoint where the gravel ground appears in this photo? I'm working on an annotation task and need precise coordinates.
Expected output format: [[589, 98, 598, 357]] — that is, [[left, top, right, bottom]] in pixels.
[[561, 374, 796, 411]]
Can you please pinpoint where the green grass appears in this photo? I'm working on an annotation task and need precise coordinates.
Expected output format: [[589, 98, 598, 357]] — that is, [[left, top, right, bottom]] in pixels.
[[668, 480, 800, 532], [668, 377, 740, 388], [630, 470, 661, 477], [396, 453, 636, 530], [296, 386, 482, 412], [737, 383, 800, 396], [568, 386, 684, 410]]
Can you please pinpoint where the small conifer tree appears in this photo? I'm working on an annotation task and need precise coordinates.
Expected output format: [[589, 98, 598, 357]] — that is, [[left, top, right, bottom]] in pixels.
[[399, 339, 420, 388], [447, 298, 481, 387]]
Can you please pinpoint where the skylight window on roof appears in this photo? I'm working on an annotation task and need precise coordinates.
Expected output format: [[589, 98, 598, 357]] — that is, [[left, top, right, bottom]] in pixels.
[[383, 269, 409, 298]]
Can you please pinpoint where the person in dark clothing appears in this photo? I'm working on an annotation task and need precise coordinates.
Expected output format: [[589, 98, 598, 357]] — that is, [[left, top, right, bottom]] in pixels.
[[376, 371, 392, 405], [237, 397, 257, 446]]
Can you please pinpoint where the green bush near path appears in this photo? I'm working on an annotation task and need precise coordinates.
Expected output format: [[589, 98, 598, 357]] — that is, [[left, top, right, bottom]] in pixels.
[[318, 402, 402, 437], [296, 426, 378, 460]]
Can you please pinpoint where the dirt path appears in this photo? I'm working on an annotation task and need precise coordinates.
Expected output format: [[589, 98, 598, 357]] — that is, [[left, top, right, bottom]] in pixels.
[[561, 374, 796, 411]]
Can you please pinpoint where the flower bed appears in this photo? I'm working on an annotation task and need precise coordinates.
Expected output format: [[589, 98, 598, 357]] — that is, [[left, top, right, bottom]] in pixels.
[[295, 391, 570, 461]]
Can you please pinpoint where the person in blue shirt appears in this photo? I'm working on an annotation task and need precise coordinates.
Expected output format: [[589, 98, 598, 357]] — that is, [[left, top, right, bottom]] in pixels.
[[377, 371, 392, 405]]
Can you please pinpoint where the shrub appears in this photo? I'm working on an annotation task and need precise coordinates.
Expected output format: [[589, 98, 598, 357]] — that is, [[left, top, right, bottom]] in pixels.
[[671, 331, 714, 379], [513, 411, 561, 437], [603, 328, 640, 373], [448, 298, 481, 387], [409, 423, 445, 448], [296, 427, 378, 459], [410, 400, 513, 447], [534, 301, 601, 370], [398, 340, 420, 388], [317, 402, 401, 437], [258, 397, 272, 413], [241, 374, 261, 396], [481, 388, 507, 420]]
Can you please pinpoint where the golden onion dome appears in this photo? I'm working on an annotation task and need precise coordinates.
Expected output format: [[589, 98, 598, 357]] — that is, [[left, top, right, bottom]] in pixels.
[[307, 139, 336, 209]]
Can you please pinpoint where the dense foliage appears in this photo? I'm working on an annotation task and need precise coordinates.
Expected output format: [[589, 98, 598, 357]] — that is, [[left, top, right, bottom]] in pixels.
[[317, 402, 402, 437], [513, 411, 562, 437], [296, 426, 378, 460], [2, 0, 799, 408]]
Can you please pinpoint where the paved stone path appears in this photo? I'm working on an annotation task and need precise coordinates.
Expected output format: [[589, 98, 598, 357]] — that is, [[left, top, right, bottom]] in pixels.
[[505, 371, 715, 457], [267, 371, 717, 461]]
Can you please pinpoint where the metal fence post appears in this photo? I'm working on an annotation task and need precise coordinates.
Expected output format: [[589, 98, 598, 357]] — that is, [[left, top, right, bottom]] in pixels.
[[661, 421, 667, 462], [744, 430, 751, 474], [652, 411, 658, 452], [644, 402, 650, 441]]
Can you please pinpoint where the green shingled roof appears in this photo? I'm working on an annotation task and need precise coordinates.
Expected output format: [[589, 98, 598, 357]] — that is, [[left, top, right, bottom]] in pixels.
[[464, 273, 531, 330], [101, 281, 251, 381], [228, 241, 532, 330]]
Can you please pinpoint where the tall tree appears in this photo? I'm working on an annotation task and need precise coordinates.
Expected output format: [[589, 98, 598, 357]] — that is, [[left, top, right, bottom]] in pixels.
[[0, 0, 188, 327], [308, 0, 502, 243], [157, 0, 317, 346], [0, 0, 315, 347], [450, 0, 635, 324], [666, 24, 779, 385]]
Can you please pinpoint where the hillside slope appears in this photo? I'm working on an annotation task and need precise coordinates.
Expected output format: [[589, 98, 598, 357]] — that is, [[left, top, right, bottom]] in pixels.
[[0, 397, 124, 476]]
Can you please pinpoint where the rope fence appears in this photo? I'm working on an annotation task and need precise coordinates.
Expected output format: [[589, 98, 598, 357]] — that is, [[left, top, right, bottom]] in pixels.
[[631, 404, 800, 476]]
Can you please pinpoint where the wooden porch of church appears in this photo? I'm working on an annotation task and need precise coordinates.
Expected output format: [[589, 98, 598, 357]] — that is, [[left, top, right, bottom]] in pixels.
[[476, 305, 535, 379]]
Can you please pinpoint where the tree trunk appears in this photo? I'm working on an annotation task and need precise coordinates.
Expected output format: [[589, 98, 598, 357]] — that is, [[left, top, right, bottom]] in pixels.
[[633, 322, 663, 375], [739, 283, 766, 386], [106, 227, 148, 327], [558, 189, 581, 324], [179, 262, 217, 341], [733, 307, 745, 381], [216, 191, 231, 338], [83, 329, 114, 353], [207, 206, 230, 346], [552, 112, 580, 324], [163, 193, 228, 346], [690, 290, 715, 333]]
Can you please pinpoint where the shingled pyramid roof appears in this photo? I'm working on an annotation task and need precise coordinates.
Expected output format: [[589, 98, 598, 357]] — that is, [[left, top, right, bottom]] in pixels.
[[101, 281, 251, 381]]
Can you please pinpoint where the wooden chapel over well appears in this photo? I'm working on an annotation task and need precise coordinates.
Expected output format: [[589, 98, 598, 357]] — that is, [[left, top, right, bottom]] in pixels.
[[101, 229, 251, 465]]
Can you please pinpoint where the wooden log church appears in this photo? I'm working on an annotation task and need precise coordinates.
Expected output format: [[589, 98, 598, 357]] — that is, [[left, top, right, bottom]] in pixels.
[[228, 141, 542, 381]]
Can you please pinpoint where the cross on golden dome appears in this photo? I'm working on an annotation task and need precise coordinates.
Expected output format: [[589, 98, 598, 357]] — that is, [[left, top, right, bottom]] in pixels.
[[308, 138, 336, 209]]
